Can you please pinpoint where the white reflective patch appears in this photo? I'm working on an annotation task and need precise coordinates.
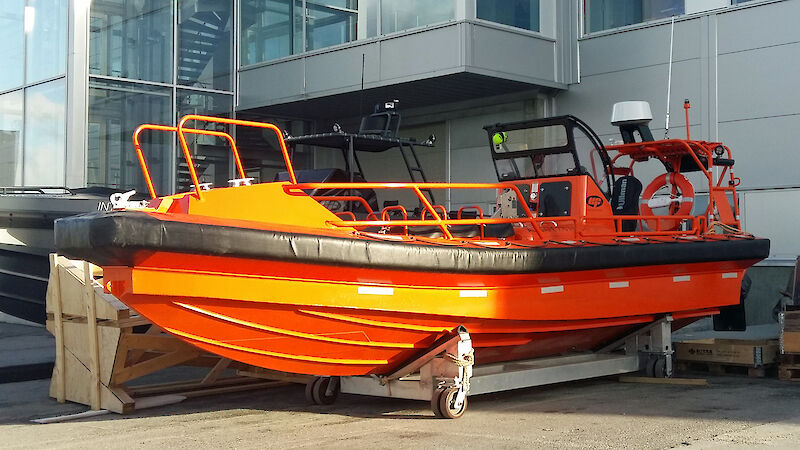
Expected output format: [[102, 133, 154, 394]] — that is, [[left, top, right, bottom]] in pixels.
[[541, 285, 564, 294], [673, 275, 691, 282], [609, 281, 629, 289], [459, 290, 488, 298], [357, 286, 394, 295], [722, 272, 738, 279]]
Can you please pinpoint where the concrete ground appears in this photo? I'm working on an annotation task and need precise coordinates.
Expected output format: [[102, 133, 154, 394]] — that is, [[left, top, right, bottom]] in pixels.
[[2, 373, 800, 449]]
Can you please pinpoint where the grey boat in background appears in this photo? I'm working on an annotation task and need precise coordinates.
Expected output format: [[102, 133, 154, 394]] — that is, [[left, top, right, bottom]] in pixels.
[[0, 187, 120, 324]]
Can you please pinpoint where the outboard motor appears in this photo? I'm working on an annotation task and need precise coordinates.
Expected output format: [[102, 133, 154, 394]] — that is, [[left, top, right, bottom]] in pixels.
[[611, 101, 655, 144]]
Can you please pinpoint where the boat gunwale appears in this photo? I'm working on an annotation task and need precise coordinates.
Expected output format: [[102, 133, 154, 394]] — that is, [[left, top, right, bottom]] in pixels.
[[55, 210, 770, 275]]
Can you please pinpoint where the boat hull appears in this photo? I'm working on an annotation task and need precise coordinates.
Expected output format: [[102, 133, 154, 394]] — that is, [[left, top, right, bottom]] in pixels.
[[104, 251, 752, 376], [0, 188, 116, 323], [0, 244, 49, 324]]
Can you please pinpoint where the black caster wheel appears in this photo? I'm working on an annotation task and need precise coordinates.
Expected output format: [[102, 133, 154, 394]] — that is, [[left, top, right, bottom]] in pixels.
[[431, 389, 444, 417], [305, 376, 339, 405], [646, 357, 670, 378], [435, 387, 467, 419]]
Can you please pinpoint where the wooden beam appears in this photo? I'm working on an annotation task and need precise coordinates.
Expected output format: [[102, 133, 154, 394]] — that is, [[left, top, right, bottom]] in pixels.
[[618, 376, 708, 386], [49, 254, 66, 403], [84, 261, 102, 410], [201, 358, 232, 385], [112, 349, 201, 385]]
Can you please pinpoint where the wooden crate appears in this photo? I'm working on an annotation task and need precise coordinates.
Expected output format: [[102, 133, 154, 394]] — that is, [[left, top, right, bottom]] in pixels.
[[674, 339, 778, 367], [46, 255, 307, 413], [780, 310, 800, 354]]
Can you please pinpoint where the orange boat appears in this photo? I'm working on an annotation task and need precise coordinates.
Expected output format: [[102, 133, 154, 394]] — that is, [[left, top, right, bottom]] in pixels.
[[55, 102, 768, 385]]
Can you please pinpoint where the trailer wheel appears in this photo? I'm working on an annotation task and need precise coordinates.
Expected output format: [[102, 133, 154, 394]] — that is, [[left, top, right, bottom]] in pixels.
[[436, 387, 467, 419], [431, 389, 444, 417], [306, 377, 339, 405], [646, 357, 670, 378]]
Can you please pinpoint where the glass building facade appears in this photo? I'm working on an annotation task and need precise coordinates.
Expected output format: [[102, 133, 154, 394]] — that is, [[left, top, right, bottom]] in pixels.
[[584, 0, 755, 33], [1, 0, 766, 192], [87, 0, 234, 194], [240, 0, 544, 66], [0, 0, 68, 186]]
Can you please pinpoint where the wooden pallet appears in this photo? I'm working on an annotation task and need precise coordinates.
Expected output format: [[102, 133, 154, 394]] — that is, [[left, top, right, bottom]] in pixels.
[[46, 255, 308, 413], [778, 353, 800, 381], [778, 365, 800, 381], [676, 361, 776, 378]]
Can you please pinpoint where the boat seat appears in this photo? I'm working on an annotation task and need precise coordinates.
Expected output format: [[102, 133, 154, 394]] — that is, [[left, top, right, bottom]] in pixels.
[[274, 168, 379, 215], [409, 224, 481, 239], [484, 222, 515, 238], [610, 175, 643, 232]]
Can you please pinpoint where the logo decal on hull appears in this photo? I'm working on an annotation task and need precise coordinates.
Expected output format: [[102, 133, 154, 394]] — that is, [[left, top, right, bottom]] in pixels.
[[586, 195, 603, 208]]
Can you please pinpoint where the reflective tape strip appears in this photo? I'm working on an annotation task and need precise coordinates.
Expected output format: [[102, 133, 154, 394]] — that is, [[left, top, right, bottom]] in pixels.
[[722, 272, 738, 279], [459, 290, 488, 298], [673, 275, 691, 282], [541, 285, 564, 294], [357, 286, 394, 296], [609, 281, 629, 289]]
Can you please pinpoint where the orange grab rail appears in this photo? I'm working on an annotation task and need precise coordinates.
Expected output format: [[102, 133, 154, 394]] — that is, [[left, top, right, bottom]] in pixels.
[[133, 124, 247, 199], [174, 115, 295, 199], [286, 182, 710, 240], [286, 182, 547, 239], [334, 211, 357, 221], [421, 205, 448, 221]]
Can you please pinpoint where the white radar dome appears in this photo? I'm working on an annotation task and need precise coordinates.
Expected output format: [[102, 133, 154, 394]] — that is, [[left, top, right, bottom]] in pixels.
[[611, 101, 653, 126]]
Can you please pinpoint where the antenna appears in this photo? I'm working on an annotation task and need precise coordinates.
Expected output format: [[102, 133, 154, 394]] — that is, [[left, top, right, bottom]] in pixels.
[[664, 16, 675, 139], [359, 53, 365, 118]]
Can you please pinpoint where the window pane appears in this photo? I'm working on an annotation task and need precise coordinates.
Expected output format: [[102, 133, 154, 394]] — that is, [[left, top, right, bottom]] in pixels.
[[89, 0, 173, 83], [240, 0, 293, 65], [585, 0, 684, 33], [358, 0, 379, 38], [23, 79, 66, 186], [176, 90, 233, 192], [88, 79, 172, 194], [305, 1, 357, 51], [381, 0, 456, 34], [25, 0, 68, 83], [0, 90, 24, 186], [178, 0, 233, 91], [477, 0, 540, 32], [0, 1, 24, 91]]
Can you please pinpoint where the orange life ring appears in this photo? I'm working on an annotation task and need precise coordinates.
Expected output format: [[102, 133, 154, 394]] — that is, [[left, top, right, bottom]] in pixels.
[[639, 173, 694, 231]]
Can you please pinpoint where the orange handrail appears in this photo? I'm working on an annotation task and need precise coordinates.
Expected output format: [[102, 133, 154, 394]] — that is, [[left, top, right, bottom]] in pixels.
[[176, 114, 295, 199], [133, 124, 247, 199], [421, 205, 448, 221]]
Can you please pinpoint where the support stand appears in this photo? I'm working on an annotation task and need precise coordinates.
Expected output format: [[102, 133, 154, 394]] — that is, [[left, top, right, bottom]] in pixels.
[[306, 316, 675, 419]]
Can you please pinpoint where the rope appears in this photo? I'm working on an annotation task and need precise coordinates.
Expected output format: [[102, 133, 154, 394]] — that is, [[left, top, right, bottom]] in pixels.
[[706, 220, 753, 237], [444, 348, 475, 368]]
